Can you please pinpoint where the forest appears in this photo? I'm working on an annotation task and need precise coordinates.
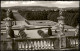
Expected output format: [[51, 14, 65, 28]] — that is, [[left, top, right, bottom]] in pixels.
[[1, 8, 79, 27]]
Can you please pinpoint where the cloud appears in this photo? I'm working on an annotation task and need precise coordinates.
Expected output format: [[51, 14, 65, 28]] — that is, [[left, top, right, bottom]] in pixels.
[[3, 1, 18, 4], [22, 1, 36, 4], [51, 1, 79, 8], [55, 1, 73, 4], [1, 1, 19, 7], [1, 1, 79, 8]]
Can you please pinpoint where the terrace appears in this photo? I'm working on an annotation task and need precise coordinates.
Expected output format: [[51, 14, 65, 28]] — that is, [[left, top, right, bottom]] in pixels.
[[1, 9, 79, 50]]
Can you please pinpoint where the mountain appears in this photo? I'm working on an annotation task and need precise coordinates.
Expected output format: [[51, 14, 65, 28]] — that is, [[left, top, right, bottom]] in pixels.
[[1, 6, 58, 11], [1, 6, 79, 11], [62, 7, 79, 10]]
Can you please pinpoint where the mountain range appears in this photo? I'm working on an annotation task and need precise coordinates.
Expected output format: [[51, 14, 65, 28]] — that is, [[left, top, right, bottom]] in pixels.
[[1, 6, 79, 11]]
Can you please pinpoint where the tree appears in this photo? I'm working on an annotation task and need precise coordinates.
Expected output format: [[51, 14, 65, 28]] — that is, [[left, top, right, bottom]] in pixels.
[[1, 9, 7, 21], [9, 10, 15, 20]]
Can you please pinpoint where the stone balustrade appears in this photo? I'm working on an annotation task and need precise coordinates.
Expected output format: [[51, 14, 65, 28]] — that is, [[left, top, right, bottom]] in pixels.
[[15, 38, 56, 50], [1, 36, 79, 50]]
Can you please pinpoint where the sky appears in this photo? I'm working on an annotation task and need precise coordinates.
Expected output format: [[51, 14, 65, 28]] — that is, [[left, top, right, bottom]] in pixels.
[[1, 1, 79, 8]]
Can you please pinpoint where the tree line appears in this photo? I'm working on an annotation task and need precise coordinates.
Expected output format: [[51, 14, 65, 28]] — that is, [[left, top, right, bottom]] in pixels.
[[1, 8, 79, 27]]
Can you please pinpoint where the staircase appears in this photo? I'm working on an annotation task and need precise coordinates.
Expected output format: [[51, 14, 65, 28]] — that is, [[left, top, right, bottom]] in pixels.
[[12, 10, 30, 25]]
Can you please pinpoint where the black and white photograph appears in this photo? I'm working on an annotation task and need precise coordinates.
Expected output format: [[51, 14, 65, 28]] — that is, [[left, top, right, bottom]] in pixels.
[[1, 1, 79, 50]]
